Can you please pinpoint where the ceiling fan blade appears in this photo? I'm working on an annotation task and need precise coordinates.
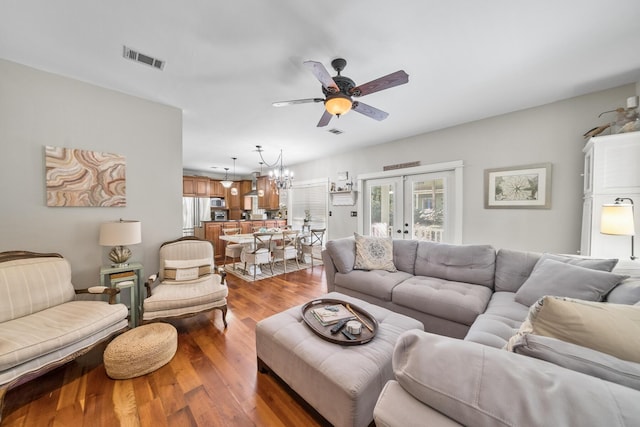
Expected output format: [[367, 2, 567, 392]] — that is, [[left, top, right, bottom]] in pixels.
[[272, 98, 324, 107], [317, 110, 333, 127], [352, 101, 389, 121], [351, 70, 409, 97], [304, 60, 339, 93]]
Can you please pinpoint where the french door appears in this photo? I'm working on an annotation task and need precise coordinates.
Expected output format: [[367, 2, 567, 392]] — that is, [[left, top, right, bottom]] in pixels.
[[360, 162, 461, 243]]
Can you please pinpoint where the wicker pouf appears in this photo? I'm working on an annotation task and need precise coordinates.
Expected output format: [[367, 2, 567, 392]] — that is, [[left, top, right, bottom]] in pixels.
[[104, 323, 177, 379]]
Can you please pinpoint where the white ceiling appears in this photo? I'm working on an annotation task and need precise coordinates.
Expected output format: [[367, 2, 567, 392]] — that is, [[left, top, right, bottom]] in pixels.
[[2, 1, 640, 176]]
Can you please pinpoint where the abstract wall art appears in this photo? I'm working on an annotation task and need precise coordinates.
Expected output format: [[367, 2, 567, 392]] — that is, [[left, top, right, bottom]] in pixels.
[[45, 145, 126, 207]]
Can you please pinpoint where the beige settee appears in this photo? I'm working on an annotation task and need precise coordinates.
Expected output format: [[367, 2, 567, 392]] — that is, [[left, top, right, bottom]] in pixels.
[[0, 251, 129, 420]]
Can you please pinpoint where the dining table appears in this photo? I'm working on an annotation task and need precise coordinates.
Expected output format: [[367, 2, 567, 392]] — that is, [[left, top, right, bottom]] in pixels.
[[219, 230, 309, 275]]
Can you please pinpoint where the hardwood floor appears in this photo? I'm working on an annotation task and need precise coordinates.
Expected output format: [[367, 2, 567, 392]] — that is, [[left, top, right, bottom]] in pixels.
[[2, 266, 329, 427]]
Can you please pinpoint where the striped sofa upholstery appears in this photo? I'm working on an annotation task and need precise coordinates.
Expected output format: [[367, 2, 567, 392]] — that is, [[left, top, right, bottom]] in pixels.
[[0, 252, 129, 416]]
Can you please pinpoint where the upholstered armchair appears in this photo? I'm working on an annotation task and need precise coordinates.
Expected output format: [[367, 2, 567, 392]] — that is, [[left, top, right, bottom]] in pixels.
[[271, 230, 299, 272], [301, 228, 326, 267], [241, 232, 273, 280], [142, 237, 228, 327]]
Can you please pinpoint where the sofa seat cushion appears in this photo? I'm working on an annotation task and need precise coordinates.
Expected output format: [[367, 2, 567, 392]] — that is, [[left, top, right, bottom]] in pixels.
[[392, 276, 492, 326], [0, 300, 128, 371], [392, 330, 640, 427], [144, 274, 228, 313], [510, 334, 640, 391], [334, 270, 413, 301], [464, 292, 529, 348]]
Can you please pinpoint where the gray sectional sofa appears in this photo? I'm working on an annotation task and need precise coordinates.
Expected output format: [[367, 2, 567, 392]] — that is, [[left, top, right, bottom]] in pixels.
[[322, 237, 640, 426]]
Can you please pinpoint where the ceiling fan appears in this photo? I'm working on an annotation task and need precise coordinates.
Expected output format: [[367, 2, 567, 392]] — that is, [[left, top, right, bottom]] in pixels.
[[273, 58, 409, 127]]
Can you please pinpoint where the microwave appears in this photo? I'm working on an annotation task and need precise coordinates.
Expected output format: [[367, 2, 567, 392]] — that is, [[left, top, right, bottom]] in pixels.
[[211, 197, 225, 207]]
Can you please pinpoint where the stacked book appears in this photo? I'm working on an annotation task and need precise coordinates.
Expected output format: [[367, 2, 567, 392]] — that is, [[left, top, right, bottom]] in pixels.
[[311, 304, 354, 326]]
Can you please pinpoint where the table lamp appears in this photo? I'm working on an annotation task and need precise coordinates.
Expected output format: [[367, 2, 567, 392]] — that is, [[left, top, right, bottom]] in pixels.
[[600, 197, 636, 260], [99, 219, 142, 266]]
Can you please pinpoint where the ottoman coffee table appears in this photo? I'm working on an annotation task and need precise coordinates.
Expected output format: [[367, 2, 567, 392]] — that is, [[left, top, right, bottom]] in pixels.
[[256, 291, 423, 427]]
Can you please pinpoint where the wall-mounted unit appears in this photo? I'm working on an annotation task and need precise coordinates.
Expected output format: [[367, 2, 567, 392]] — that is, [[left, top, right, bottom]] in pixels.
[[330, 190, 357, 206]]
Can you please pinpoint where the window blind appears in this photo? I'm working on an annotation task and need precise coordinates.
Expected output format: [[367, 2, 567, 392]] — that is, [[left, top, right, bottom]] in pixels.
[[289, 179, 329, 231]]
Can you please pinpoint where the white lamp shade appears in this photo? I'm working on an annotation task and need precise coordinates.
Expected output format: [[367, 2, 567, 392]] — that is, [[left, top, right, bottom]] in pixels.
[[99, 220, 142, 246], [600, 204, 635, 236]]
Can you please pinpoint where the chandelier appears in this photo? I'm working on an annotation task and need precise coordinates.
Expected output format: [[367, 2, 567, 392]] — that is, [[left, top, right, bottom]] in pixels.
[[255, 145, 294, 190]]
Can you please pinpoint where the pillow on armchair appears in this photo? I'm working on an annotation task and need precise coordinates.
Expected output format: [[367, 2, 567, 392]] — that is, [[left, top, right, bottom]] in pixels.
[[163, 258, 212, 282]]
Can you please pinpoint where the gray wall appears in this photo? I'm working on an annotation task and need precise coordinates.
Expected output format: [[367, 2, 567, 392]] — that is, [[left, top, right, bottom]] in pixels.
[[0, 59, 183, 286], [292, 84, 636, 254]]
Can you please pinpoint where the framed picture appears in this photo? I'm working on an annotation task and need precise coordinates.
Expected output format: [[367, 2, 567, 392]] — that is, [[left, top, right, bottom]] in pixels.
[[45, 145, 126, 207], [484, 163, 552, 209]]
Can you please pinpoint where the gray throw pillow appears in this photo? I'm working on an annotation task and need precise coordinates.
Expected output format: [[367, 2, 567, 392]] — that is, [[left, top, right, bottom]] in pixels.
[[535, 253, 618, 272], [515, 259, 628, 306], [510, 334, 640, 391]]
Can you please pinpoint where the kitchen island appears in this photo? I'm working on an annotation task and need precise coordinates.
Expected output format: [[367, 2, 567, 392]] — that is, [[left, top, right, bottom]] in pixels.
[[196, 219, 287, 264]]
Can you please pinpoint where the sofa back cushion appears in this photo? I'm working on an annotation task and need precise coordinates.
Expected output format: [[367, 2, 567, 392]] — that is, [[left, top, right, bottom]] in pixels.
[[414, 242, 496, 288], [392, 239, 419, 275], [0, 257, 76, 322], [325, 237, 356, 274], [159, 239, 214, 281], [494, 249, 541, 292]]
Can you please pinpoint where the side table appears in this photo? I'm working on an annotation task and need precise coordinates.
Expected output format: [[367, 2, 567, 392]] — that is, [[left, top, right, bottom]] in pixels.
[[100, 262, 144, 327]]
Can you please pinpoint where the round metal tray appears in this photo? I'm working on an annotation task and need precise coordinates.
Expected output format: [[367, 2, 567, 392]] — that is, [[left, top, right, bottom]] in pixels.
[[301, 298, 378, 345]]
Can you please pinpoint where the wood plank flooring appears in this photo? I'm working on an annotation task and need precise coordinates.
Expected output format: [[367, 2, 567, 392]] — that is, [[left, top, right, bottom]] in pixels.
[[2, 266, 328, 427]]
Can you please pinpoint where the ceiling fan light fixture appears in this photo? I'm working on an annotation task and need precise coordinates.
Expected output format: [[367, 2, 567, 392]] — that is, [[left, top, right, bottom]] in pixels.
[[325, 93, 352, 116]]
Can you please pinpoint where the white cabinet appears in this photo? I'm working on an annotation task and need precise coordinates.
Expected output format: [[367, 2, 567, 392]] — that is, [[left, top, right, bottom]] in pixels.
[[580, 133, 640, 258]]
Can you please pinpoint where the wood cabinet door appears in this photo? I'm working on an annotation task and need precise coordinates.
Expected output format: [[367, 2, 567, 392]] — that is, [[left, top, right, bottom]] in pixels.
[[267, 180, 280, 209], [204, 223, 224, 263], [240, 221, 254, 234], [195, 177, 210, 197], [257, 176, 268, 208], [227, 182, 241, 209], [210, 180, 224, 197], [183, 176, 196, 196]]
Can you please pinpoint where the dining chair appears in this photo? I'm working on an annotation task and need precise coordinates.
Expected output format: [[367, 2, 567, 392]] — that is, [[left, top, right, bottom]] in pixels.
[[301, 228, 326, 267], [271, 230, 299, 273], [223, 227, 244, 270], [242, 232, 274, 280]]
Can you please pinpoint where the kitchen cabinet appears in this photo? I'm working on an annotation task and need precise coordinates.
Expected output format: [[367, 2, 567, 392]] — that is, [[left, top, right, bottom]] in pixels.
[[183, 176, 210, 197], [580, 132, 640, 258], [227, 180, 252, 220], [257, 176, 280, 210], [210, 180, 225, 197], [203, 222, 225, 264]]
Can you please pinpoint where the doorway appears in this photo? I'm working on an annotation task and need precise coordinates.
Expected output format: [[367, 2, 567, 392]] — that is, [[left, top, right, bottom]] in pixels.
[[358, 161, 463, 243]]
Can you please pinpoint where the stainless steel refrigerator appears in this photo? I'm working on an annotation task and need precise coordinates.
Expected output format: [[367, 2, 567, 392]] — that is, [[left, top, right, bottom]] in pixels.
[[182, 197, 211, 236]]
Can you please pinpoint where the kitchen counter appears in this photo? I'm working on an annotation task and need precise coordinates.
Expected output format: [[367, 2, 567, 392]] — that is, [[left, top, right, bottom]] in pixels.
[[199, 219, 288, 263]]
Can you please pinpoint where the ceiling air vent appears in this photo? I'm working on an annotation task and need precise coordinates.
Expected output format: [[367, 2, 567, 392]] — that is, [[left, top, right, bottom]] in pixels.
[[327, 128, 344, 135], [122, 46, 165, 70]]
